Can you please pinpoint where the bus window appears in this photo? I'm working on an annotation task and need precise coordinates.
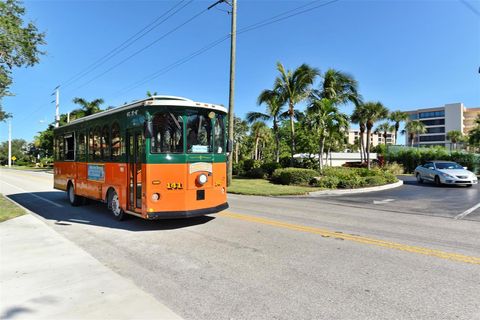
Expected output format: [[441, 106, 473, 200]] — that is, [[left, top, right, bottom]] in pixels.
[[214, 113, 225, 153], [186, 112, 212, 153], [59, 135, 64, 161], [101, 125, 110, 160], [111, 122, 121, 160], [64, 133, 75, 161], [88, 128, 94, 161], [77, 131, 86, 161], [94, 126, 101, 160], [151, 112, 183, 153]]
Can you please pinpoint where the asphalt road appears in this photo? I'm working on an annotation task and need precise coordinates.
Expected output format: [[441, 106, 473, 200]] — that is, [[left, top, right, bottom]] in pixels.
[[309, 176, 480, 221], [1, 169, 479, 320]]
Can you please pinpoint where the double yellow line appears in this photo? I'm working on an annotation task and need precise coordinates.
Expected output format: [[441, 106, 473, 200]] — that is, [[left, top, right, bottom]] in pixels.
[[220, 211, 480, 265]]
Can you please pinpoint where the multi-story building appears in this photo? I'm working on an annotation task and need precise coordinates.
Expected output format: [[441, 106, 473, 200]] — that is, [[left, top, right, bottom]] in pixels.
[[347, 130, 396, 147], [406, 103, 480, 147]]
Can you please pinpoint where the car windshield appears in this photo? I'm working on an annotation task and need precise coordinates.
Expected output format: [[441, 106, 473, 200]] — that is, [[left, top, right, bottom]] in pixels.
[[435, 162, 463, 170]]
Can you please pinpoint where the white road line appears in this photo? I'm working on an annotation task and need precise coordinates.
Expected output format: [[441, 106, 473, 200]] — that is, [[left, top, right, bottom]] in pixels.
[[0, 180, 64, 208], [373, 199, 395, 205], [455, 203, 480, 220]]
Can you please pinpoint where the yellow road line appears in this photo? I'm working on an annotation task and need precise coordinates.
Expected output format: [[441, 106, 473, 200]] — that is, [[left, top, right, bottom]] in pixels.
[[219, 211, 480, 266]]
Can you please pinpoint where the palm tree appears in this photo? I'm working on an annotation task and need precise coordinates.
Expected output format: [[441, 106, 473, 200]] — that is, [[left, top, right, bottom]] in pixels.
[[72, 97, 104, 116], [389, 110, 409, 145], [446, 130, 463, 150], [146, 91, 158, 97], [305, 98, 347, 171], [313, 68, 360, 106], [246, 89, 285, 163], [375, 122, 394, 146], [363, 102, 389, 169], [351, 104, 368, 163], [273, 62, 319, 165], [250, 121, 270, 160], [233, 116, 249, 163], [403, 120, 426, 147]]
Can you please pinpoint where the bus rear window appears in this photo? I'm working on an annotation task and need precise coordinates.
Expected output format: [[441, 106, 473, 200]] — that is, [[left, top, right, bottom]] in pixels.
[[151, 112, 184, 153]]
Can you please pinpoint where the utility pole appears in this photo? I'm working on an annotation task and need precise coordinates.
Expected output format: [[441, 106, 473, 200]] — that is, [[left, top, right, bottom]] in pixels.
[[8, 119, 12, 168], [52, 86, 60, 127], [208, 0, 237, 186]]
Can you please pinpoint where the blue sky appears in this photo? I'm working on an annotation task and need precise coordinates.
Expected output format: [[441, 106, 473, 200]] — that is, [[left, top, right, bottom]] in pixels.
[[1, 0, 479, 143]]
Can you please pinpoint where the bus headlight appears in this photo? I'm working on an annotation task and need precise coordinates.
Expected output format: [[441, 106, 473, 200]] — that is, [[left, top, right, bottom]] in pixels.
[[151, 193, 160, 201], [197, 174, 208, 185]]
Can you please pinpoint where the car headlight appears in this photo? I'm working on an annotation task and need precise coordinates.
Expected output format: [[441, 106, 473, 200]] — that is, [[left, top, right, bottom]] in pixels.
[[441, 173, 455, 179]]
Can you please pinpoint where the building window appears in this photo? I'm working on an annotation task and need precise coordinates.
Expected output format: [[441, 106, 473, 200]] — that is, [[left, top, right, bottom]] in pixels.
[[426, 127, 445, 134], [419, 111, 445, 119], [421, 119, 445, 126], [419, 134, 446, 142]]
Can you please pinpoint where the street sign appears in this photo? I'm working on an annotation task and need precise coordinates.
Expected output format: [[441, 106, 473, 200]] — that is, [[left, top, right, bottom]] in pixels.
[[11, 156, 16, 161]]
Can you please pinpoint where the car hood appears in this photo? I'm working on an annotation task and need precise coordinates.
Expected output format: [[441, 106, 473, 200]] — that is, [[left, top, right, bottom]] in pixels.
[[437, 169, 474, 177]]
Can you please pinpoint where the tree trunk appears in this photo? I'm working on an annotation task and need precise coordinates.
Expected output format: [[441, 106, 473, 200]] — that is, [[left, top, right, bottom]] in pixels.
[[319, 135, 325, 172], [254, 137, 259, 160], [289, 102, 295, 166], [359, 135, 363, 163], [274, 120, 280, 163], [366, 129, 372, 169], [235, 141, 239, 163]]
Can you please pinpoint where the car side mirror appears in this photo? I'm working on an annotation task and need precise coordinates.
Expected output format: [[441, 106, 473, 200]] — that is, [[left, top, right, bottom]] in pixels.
[[463, 167, 468, 170], [144, 120, 153, 138], [226, 139, 233, 153], [427, 166, 434, 170]]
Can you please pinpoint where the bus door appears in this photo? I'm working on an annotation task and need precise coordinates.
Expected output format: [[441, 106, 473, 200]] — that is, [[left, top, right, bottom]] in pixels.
[[127, 129, 144, 212]]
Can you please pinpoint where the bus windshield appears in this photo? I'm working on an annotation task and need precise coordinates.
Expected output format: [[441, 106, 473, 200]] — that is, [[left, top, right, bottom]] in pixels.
[[186, 111, 214, 153]]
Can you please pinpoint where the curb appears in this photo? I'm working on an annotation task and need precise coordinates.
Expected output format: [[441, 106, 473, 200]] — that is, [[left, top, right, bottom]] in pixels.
[[308, 180, 404, 196]]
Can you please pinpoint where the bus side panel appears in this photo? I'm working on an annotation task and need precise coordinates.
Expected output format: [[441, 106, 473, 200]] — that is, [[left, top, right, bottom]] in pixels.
[[144, 163, 227, 214], [76, 162, 88, 197], [101, 162, 128, 208], [53, 161, 76, 191]]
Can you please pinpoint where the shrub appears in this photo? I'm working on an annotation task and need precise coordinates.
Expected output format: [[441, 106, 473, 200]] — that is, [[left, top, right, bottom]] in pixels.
[[271, 168, 318, 185], [245, 168, 267, 179], [383, 162, 405, 175], [364, 175, 387, 186], [261, 161, 282, 177], [337, 176, 367, 189], [232, 162, 244, 176], [312, 176, 340, 188], [243, 159, 262, 172]]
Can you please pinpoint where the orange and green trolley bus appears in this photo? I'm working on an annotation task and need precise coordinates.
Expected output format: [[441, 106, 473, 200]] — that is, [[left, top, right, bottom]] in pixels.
[[53, 96, 229, 220]]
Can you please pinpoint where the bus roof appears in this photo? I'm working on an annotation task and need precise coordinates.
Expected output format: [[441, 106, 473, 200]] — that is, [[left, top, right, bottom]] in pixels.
[[59, 95, 227, 129]]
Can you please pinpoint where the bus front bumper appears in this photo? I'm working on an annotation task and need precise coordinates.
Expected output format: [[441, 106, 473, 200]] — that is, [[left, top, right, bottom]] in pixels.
[[145, 202, 229, 220]]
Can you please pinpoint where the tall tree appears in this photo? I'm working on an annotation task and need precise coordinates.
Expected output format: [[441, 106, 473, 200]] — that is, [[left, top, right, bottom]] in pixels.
[[72, 97, 104, 117], [313, 68, 360, 106], [232, 116, 249, 163], [446, 130, 463, 150], [351, 104, 368, 163], [389, 110, 409, 145], [363, 102, 389, 169], [273, 62, 319, 165], [246, 89, 285, 163], [403, 120, 426, 147], [0, 0, 46, 105], [375, 122, 394, 146], [250, 121, 270, 161], [305, 98, 347, 171]]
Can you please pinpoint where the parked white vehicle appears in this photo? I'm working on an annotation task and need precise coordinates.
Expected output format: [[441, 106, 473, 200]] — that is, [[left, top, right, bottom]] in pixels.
[[414, 161, 478, 187]]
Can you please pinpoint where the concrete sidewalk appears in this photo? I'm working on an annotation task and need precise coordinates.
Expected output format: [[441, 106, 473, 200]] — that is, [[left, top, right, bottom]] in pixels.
[[0, 214, 182, 320]]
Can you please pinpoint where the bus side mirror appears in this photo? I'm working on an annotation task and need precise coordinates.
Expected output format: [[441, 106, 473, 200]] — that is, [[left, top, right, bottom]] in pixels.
[[144, 120, 153, 138], [226, 139, 233, 153]]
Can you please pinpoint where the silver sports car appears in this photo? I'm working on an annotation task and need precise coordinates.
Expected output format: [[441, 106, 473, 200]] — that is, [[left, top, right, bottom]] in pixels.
[[414, 161, 478, 187]]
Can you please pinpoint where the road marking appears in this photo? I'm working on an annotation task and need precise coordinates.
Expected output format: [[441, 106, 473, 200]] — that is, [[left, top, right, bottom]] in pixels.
[[0, 180, 63, 208], [455, 203, 480, 220], [373, 199, 395, 205], [219, 211, 480, 265]]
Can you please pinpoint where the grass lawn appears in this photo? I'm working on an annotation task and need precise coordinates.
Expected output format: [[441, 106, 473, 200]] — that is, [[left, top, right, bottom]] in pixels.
[[0, 194, 27, 222], [228, 178, 323, 196]]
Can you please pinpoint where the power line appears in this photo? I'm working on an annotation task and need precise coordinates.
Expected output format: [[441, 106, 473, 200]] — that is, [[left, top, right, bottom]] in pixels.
[[112, 0, 341, 100], [60, 0, 192, 89], [72, 6, 209, 92]]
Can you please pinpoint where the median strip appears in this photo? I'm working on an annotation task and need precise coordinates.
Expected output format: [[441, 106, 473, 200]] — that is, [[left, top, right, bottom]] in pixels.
[[219, 211, 480, 265]]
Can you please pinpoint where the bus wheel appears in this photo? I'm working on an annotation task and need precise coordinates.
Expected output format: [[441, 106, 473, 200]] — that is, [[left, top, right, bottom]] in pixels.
[[67, 183, 82, 207], [109, 191, 125, 221]]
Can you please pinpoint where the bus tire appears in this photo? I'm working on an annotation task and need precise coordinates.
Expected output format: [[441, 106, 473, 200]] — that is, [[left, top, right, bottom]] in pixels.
[[67, 182, 82, 207], [108, 190, 125, 221]]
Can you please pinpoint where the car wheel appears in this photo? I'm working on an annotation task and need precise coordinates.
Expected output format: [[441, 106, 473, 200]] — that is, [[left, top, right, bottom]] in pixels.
[[416, 173, 423, 183], [434, 176, 442, 186], [109, 190, 125, 221], [67, 183, 82, 206]]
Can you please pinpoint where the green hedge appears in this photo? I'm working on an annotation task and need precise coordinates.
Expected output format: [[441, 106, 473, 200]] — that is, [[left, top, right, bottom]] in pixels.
[[271, 168, 318, 185], [312, 167, 397, 189], [385, 147, 480, 173]]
